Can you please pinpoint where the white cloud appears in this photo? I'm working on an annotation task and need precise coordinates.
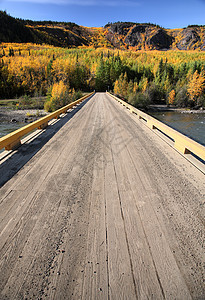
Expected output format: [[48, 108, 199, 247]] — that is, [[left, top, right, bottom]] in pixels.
[[5, 0, 140, 6]]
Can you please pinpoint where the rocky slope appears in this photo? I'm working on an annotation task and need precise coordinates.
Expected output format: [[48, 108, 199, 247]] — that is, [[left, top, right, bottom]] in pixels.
[[0, 11, 204, 50], [105, 22, 205, 50]]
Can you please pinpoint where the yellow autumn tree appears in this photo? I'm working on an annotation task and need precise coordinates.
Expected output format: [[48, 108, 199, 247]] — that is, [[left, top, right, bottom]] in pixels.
[[168, 89, 175, 105], [164, 76, 172, 92], [187, 70, 205, 103], [139, 77, 148, 93], [45, 81, 69, 112], [51, 81, 67, 100], [114, 73, 129, 98], [133, 82, 138, 93], [121, 73, 129, 97], [114, 79, 120, 95]]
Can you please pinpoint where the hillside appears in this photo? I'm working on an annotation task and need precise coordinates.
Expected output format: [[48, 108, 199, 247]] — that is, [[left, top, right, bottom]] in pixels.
[[0, 11, 205, 50], [104, 22, 205, 51]]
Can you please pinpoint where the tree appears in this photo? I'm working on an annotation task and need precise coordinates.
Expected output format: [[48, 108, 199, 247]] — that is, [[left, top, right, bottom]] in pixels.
[[46, 58, 54, 85], [187, 70, 205, 104], [95, 56, 105, 91], [139, 76, 148, 93], [155, 58, 164, 81], [114, 73, 129, 98], [175, 87, 188, 108], [114, 79, 120, 95], [127, 80, 134, 95], [168, 89, 175, 105], [104, 60, 111, 89], [9, 47, 14, 57], [163, 75, 172, 92], [121, 73, 129, 97], [44, 81, 69, 111]]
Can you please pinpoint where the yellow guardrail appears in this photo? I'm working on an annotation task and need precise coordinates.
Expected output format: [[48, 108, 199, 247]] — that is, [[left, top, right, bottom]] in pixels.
[[0, 92, 95, 151], [107, 92, 205, 162]]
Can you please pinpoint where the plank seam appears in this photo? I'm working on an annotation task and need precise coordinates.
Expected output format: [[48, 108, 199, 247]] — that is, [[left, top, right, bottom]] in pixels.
[[104, 160, 110, 300], [110, 144, 138, 299]]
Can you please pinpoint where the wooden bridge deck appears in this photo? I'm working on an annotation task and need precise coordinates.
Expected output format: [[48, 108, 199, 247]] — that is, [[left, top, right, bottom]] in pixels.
[[0, 93, 204, 299]]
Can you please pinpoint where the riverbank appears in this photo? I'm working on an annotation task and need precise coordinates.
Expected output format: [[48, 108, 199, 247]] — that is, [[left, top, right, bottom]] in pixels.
[[0, 108, 48, 124], [148, 105, 205, 114]]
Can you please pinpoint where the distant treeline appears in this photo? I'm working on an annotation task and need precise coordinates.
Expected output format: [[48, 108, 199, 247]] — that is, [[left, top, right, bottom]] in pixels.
[[0, 44, 204, 109], [104, 21, 162, 28], [187, 25, 205, 28], [20, 19, 79, 28]]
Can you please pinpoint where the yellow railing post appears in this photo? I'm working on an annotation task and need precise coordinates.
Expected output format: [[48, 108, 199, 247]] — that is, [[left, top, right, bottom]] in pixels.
[[38, 122, 48, 130], [147, 120, 155, 130], [5, 139, 21, 151], [174, 140, 191, 154]]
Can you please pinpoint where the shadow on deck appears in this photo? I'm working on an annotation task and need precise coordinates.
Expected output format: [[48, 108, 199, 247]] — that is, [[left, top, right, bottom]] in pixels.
[[0, 96, 92, 188]]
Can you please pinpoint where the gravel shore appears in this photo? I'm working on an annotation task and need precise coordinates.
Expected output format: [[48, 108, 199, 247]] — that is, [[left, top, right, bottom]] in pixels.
[[148, 104, 205, 113], [0, 108, 48, 123]]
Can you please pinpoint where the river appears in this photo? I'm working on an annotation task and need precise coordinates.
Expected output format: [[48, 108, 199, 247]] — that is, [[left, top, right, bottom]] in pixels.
[[0, 122, 26, 153], [0, 122, 25, 139], [150, 111, 205, 146]]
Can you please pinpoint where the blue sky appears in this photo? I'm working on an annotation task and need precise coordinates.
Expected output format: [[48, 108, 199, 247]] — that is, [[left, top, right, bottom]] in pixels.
[[0, 0, 205, 28]]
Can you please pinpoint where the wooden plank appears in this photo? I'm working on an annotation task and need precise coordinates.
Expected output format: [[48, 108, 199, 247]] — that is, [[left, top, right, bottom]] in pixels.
[[82, 153, 108, 299], [0, 191, 58, 296], [0, 96, 97, 299], [46, 104, 101, 300], [105, 109, 164, 298], [106, 96, 192, 299], [125, 144, 192, 299], [81, 96, 108, 299], [103, 102, 137, 299], [42, 94, 107, 299]]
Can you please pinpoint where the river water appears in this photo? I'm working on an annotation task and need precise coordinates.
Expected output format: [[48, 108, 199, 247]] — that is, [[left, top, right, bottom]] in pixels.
[[150, 111, 205, 146], [0, 122, 25, 139], [0, 122, 25, 153]]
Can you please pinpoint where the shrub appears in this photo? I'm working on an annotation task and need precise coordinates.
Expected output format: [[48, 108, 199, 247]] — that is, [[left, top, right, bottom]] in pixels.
[[44, 82, 83, 112], [197, 94, 205, 107], [72, 90, 83, 101], [175, 87, 189, 107], [145, 83, 165, 103], [128, 92, 151, 109], [167, 89, 175, 106], [19, 94, 32, 106]]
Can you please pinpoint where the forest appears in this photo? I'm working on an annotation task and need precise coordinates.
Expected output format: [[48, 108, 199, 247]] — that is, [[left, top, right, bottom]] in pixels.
[[0, 43, 205, 111]]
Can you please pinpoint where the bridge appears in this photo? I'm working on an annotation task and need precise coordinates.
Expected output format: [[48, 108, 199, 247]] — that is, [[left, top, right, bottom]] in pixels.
[[0, 92, 204, 299]]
